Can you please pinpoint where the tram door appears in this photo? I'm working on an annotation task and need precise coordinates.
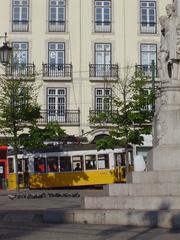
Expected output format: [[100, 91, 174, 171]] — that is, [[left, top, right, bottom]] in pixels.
[[0, 162, 5, 188], [114, 153, 126, 183], [18, 158, 28, 187]]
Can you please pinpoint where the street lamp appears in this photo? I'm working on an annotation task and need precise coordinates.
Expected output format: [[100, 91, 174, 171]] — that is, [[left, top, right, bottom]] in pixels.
[[0, 32, 12, 66]]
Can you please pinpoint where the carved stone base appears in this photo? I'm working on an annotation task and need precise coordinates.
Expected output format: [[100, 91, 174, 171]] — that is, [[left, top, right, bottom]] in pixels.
[[149, 80, 180, 170], [147, 145, 180, 170]]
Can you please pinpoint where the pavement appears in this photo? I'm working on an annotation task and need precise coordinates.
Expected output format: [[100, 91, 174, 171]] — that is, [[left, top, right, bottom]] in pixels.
[[0, 189, 180, 239]]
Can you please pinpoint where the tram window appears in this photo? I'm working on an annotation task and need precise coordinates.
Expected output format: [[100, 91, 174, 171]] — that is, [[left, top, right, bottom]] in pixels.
[[47, 157, 59, 173], [72, 156, 83, 171], [18, 158, 28, 172], [18, 159, 23, 172], [60, 157, 71, 172], [0, 150, 7, 160], [34, 157, 46, 173], [115, 153, 126, 166], [8, 158, 14, 173], [98, 154, 109, 169], [85, 155, 97, 170]]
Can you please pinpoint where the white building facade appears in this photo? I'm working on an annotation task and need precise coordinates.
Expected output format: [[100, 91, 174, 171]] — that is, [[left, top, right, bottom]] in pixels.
[[0, 0, 171, 156]]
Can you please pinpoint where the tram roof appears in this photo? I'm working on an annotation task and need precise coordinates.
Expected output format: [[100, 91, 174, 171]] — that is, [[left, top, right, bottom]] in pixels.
[[8, 144, 132, 155]]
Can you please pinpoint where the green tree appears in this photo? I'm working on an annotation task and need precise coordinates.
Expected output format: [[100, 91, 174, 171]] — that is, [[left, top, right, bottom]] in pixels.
[[19, 122, 67, 150], [0, 77, 41, 191], [90, 67, 154, 166]]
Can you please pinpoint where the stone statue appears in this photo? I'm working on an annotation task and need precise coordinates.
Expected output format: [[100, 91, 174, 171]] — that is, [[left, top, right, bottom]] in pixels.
[[164, 4, 180, 79], [158, 15, 169, 80]]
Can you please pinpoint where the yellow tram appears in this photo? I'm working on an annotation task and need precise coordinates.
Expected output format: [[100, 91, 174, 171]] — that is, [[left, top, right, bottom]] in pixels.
[[7, 144, 133, 190]]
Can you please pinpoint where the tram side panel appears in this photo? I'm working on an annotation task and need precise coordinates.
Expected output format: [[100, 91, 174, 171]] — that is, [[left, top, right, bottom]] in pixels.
[[7, 148, 132, 190]]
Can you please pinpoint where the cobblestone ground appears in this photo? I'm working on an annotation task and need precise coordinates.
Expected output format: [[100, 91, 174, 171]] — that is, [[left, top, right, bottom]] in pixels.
[[0, 222, 180, 240]]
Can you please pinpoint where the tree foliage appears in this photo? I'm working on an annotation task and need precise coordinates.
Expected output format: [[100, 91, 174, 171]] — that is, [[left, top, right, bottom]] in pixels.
[[19, 122, 67, 150], [0, 78, 41, 146], [90, 67, 154, 153]]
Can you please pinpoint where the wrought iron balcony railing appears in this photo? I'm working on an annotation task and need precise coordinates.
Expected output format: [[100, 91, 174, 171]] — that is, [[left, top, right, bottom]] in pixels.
[[94, 21, 112, 32], [140, 22, 157, 34], [42, 64, 72, 78], [135, 64, 158, 78], [12, 20, 29, 32], [89, 110, 118, 124], [89, 64, 119, 78], [38, 110, 80, 125], [48, 21, 66, 32], [5, 64, 35, 77]]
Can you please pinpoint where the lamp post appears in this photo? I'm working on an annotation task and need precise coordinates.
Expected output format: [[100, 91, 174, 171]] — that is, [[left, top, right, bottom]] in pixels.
[[0, 32, 12, 66]]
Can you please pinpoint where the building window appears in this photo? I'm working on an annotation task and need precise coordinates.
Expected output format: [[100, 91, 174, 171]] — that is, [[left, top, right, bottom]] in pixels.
[[94, 0, 111, 32], [6, 42, 35, 76], [12, 0, 29, 32], [12, 42, 29, 64], [140, 43, 157, 76], [95, 88, 112, 111], [47, 88, 67, 122], [89, 43, 119, 79], [95, 43, 111, 65], [140, 1, 157, 34], [49, 0, 66, 32], [48, 42, 65, 65], [94, 43, 113, 77]]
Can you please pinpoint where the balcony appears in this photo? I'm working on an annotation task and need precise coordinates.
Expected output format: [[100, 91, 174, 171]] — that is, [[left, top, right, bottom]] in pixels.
[[94, 21, 111, 33], [42, 64, 72, 81], [140, 22, 157, 34], [48, 21, 66, 32], [89, 64, 119, 81], [12, 20, 29, 32], [38, 110, 80, 126], [5, 64, 35, 77], [135, 64, 158, 78], [89, 110, 117, 124]]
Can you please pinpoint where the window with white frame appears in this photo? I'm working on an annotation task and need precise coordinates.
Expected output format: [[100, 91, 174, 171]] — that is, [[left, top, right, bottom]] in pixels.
[[12, 0, 29, 32], [140, 1, 157, 34], [140, 44, 157, 76], [95, 88, 112, 112], [94, 43, 112, 77], [47, 88, 67, 122], [49, 0, 66, 32], [48, 42, 65, 65], [12, 42, 29, 64], [94, 0, 111, 32]]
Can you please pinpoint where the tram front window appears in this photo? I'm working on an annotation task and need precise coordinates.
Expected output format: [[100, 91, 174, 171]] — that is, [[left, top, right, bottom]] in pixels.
[[85, 155, 97, 170], [72, 156, 83, 171], [34, 157, 46, 173], [60, 157, 71, 172], [98, 154, 109, 169], [47, 157, 59, 173]]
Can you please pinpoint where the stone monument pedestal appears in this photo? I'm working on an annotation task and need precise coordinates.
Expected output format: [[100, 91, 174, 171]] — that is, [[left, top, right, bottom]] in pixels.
[[72, 81, 180, 228], [147, 80, 180, 170]]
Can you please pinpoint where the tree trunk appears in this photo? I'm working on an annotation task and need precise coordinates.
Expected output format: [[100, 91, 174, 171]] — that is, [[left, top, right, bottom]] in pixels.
[[14, 144, 19, 192]]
